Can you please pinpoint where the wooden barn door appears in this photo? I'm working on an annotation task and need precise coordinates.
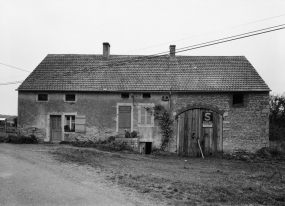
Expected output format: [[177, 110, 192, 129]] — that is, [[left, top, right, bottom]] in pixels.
[[50, 115, 62, 142], [177, 109, 222, 156]]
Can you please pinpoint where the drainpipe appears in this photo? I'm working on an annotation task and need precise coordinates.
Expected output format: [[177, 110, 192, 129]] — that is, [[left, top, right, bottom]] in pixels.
[[169, 91, 172, 110]]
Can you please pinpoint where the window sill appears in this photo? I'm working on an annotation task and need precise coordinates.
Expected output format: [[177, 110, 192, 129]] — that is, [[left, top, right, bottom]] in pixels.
[[138, 124, 154, 128]]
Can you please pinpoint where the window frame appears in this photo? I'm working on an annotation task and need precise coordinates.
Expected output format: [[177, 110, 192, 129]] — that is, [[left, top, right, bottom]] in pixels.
[[232, 93, 244, 107], [121, 93, 130, 99], [138, 103, 154, 127], [142, 93, 151, 99], [37, 93, 49, 102], [64, 93, 77, 102], [116, 103, 133, 133], [64, 115, 75, 133]]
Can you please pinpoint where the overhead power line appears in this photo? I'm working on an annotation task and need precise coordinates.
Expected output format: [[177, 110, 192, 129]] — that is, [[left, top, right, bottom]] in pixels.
[[0, 80, 23, 86], [37, 23, 285, 80], [126, 13, 285, 53], [3, 23, 285, 85], [0, 63, 31, 73], [88, 23, 285, 69], [175, 24, 285, 54]]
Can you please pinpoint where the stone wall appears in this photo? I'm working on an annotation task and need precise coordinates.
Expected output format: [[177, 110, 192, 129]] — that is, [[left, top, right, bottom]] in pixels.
[[18, 91, 172, 146], [173, 92, 269, 153], [18, 91, 269, 153], [115, 138, 138, 149]]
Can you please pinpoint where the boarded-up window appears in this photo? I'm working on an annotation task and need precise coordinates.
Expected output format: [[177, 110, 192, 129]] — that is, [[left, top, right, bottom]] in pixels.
[[75, 115, 86, 133], [139, 105, 154, 127], [118, 106, 131, 134]]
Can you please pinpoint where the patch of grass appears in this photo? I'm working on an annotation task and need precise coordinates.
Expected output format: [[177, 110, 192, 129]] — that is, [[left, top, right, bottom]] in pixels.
[[51, 146, 285, 206]]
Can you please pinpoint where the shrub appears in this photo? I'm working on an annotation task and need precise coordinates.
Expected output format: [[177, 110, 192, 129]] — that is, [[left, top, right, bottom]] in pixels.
[[125, 130, 131, 138], [6, 134, 38, 144], [107, 136, 116, 143], [130, 130, 138, 138], [269, 93, 285, 141]]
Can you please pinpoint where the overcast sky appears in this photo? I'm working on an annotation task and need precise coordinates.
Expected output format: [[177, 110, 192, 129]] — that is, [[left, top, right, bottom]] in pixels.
[[1, 0, 285, 115]]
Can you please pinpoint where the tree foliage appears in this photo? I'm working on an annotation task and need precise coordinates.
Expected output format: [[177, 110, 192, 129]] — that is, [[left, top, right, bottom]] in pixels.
[[269, 93, 285, 141]]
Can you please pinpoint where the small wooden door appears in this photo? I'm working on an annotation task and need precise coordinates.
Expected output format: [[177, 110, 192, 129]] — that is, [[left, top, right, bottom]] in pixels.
[[177, 109, 222, 156], [118, 106, 131, 135], [50, 115, 62, 142]]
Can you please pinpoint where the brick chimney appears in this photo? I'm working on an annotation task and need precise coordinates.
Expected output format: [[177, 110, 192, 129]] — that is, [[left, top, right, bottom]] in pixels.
[[170, 45, 176, 57], [103, 42, 110, 58]]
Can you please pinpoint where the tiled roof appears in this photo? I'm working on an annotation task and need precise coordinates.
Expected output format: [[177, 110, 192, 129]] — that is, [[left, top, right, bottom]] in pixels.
[[18, 54, 270, 91]]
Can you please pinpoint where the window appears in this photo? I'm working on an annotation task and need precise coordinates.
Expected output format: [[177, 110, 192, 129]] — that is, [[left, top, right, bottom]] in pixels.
[[37, 94, 48, 101], [138, 104, 154, 127], [121, 93, 130, 98], [64, 115, 75, 132], [65, 94, 76, 102], [233, 94, 244, 106], [142, 93, 151, 98]]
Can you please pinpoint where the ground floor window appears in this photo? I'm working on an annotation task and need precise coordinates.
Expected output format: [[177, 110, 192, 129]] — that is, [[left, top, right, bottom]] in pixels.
[[64, 115, 75, 132], [138, 104, 154, 127]]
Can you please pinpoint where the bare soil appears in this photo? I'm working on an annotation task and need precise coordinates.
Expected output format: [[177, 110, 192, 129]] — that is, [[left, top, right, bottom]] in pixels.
[[51, 145, 285, 206]]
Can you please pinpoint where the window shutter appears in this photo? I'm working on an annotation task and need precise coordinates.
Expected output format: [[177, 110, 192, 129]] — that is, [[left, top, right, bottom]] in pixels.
[[75, 115, 86, 133], [140, 106, 146, 124], [146, 111, 152, 124]]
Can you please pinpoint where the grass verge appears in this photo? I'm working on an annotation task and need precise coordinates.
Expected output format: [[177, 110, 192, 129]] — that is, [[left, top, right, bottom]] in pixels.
[[52, 146, 285, 206]]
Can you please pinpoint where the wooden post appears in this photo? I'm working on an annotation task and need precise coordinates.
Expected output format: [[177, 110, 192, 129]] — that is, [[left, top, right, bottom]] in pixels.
[[198, 138, 204, 159]]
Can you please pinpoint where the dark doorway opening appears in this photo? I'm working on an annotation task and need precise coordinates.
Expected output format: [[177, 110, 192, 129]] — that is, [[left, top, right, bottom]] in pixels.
[[145, 142, 152, 154]]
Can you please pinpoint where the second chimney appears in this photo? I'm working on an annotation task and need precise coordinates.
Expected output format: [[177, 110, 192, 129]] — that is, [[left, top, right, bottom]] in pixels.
[[103, 42, 110, 58], [170, 45, 176, 57]]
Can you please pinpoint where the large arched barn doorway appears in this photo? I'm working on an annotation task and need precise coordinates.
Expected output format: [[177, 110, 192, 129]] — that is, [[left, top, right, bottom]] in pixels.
[[177, 108, 223, 156]]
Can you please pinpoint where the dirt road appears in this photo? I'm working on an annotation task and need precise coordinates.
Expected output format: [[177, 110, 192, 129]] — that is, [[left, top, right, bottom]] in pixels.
[[0, 144, 153, 206]]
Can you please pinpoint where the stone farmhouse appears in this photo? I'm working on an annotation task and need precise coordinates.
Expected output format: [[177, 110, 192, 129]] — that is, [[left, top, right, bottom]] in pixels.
[[17, 43, 270, 155]]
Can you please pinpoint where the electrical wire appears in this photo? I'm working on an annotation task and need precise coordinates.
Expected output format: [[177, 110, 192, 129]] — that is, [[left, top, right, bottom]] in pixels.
[[0, 80, 23, 86], [125, 13, 285, 53], [175, 26, 285, 54], [2, 23, 285, 85], [67, 23, 285, 73], [0, 63, 31, 73]]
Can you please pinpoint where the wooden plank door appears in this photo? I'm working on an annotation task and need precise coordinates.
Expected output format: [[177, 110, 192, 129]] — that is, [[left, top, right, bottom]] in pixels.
[[118, 106, 131, 135], [178, 109, 222, 156], [50, 115, 62, 142]]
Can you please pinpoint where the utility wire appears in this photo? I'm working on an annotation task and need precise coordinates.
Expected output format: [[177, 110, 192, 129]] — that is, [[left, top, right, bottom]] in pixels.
[[125, 13, 285, 53], [36, 23, 285, 80], [0, 80, 23, 86], [175, 26, 285, 54], [85, 23, 285, 70], [175, 24, 285, 53], [2, 23, 285, 85], [0, 63, 31, 73]]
